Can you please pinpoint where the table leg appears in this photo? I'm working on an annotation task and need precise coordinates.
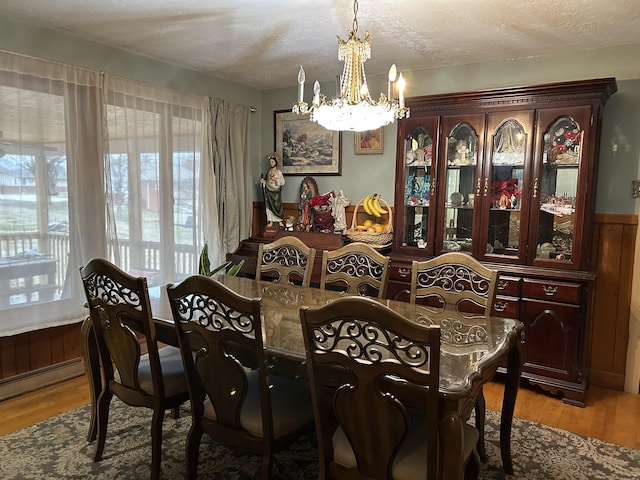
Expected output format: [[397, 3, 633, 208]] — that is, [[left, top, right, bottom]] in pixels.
[[439, 410, 465, 480], [500, 328, 524, 475], [81, 316, 101, 442]]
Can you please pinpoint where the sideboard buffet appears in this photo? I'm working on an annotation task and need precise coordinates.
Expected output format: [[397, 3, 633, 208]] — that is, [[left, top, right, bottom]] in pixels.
[[233, 78, 617, 406]]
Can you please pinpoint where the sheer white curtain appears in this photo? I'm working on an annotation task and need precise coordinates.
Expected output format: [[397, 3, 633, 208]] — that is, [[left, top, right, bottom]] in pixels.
[[102, 74, 210, 286], [0, 50, 104, 335], [0, 50, 249, 337]]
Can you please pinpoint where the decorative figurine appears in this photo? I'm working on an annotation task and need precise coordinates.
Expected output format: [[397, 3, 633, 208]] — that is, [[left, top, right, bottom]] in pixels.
[[330, 190, 351, 233], [260, 152, 285, 226]]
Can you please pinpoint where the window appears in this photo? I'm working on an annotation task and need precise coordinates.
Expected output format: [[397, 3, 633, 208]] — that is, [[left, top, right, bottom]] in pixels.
[[0, 54, 208, 335]]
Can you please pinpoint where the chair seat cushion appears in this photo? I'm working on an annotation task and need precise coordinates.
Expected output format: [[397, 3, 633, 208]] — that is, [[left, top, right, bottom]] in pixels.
[[203, 370, 313, 439], [137, 345, 188, 397], [333, 409, 479, 480]]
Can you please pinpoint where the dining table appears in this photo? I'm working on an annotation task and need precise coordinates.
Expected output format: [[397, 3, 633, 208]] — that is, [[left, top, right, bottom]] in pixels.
[[82, 274, 524, 480]]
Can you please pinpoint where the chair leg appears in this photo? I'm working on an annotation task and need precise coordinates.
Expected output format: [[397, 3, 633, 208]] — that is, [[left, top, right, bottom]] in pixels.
[[150, 408, 165, 480], [260, 450, 274, 480], [170, 406, 180, 418], [474, 389, 486, 460], [464, 448, 481, 480], [81, 317, 102, 442], [93, 389, 113, 461], [186, 424, 204, 480]]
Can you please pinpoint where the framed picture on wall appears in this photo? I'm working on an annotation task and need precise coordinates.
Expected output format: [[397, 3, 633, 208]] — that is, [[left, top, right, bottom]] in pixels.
[[274, 110, 342, 175], [354, 128, 384, 155]]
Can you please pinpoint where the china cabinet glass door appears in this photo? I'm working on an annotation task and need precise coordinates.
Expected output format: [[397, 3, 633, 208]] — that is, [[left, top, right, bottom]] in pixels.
[[480, 111, 534, 263], [438, 115, 484, 255], [529, 106, 592, 269], [395, 117, 439, 255]]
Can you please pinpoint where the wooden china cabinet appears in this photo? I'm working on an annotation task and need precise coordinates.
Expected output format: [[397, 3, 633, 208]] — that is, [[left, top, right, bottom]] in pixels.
[[388, 78, 617, 406]]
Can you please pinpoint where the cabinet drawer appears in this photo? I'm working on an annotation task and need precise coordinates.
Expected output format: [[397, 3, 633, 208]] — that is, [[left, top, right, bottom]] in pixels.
[[522, 279, 582, 304], [389, 263, 413, 281], [492, 295, 520, 318], [495, 275, 521, 297]]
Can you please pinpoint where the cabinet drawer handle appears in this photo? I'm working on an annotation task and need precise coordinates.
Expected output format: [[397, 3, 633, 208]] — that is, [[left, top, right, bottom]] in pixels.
[[483, 177, 489, 197], [476, 178, 481, 196], [542, 285, 557, 296], [497, 279, 509, 290], [431, 177, 436, 195], [533, 177, 539, 198], [494, 301, 508, 312], [398, 268, 411, 278]]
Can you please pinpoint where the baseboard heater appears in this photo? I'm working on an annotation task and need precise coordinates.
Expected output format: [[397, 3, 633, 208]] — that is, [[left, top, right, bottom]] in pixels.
[[0, 358, 85, 402]]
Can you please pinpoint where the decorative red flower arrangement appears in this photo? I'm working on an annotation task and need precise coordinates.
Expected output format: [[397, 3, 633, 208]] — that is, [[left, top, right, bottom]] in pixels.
[[309, 193, 333, 209]]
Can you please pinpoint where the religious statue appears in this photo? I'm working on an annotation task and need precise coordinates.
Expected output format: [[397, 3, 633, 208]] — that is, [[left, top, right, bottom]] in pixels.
[[260, 152, 285, 226], [330, 189, 351, 232]]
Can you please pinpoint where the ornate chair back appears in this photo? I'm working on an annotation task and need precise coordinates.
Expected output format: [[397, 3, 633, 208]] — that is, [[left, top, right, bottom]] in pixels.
[[79, 257, 188, 479], [300, 296, 470, 480], [256, 236, 316, 287], [410, 252, 498, 317], [166, 274, 314, 479], [319, 242, 390, 299]]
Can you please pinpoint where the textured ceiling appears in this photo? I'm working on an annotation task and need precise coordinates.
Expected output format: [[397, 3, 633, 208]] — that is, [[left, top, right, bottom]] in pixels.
[[0, 0, 639, 90]]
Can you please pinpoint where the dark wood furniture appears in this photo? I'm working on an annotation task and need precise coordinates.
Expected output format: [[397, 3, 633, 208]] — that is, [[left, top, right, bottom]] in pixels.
[[319, 242, 390, 299], [390, 78, 617, 406], [166, 275, 314, 479], [300, 295, 480, 480], [83, 274, 524, 480], [255, 235, 317, 287], [411, 252, 500, 458], [79, 258, 189, 480]]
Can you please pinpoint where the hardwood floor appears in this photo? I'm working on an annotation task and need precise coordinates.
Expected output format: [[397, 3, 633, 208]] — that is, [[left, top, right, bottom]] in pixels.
[[1, 374, 639, 451]]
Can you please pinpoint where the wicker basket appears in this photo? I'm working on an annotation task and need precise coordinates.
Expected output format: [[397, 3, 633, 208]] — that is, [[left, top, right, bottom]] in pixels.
[[345, 196, 393, 246]]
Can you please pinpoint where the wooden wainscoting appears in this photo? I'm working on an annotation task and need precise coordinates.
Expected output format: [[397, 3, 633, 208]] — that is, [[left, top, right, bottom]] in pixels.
[[590, 214, 638, 390], [0, 322, 84, 399]]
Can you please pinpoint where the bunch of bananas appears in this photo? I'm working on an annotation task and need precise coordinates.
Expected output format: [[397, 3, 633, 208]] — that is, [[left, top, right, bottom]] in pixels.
[[362, 194, 388, 218]]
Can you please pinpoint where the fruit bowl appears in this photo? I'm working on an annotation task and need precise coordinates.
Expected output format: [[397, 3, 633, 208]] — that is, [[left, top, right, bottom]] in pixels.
[[345, 196, 393, 246]]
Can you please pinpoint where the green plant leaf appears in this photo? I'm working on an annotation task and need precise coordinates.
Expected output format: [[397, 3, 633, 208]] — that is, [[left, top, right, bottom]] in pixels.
[[227, 259, 245, 276], [198, 243, 211, 276], [210, 260, 232, 275]]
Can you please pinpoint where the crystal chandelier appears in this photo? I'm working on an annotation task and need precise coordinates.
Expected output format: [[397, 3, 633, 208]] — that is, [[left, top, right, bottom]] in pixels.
[[292, 0, 409, 132]]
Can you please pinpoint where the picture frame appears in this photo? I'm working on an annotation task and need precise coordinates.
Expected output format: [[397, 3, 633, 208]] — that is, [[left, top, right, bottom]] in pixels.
[[274, 110, 341, 176], [354, 128, 384, 155]]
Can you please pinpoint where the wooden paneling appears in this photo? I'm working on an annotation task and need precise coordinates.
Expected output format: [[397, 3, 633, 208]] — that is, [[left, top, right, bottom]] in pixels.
[[0, 336, 17, 378], [0, 322, 83, 381], [590, 213, 637, 389]]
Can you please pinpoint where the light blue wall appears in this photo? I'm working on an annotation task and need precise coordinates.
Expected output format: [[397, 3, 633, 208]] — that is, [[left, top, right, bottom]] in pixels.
[[261, 45, 640, 214], [596, 80, 640, 214]]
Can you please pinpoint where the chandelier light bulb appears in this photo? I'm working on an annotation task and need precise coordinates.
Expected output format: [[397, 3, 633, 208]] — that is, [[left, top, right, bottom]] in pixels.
[[388, 63, 397, 100], [397, 72, 406, 109], [297, 66, 305, 103]]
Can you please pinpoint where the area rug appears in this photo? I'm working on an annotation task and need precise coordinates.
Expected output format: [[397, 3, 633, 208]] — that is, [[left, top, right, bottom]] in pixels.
[[1, 399, 639, 479]]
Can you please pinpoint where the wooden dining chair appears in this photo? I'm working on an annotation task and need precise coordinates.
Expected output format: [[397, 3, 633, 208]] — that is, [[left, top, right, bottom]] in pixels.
[[319, 242, 390, 299], [165, 274, 315, 480], [79, 258, 189, 480], [410, 251, 499, 460], [256, 235, 316, 287], [410, 251, 498, 316], [300, 296, 480, 480]]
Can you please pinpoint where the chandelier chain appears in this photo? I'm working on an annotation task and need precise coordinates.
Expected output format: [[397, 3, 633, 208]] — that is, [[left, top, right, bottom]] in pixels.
[[352, 0, 359, 33]]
